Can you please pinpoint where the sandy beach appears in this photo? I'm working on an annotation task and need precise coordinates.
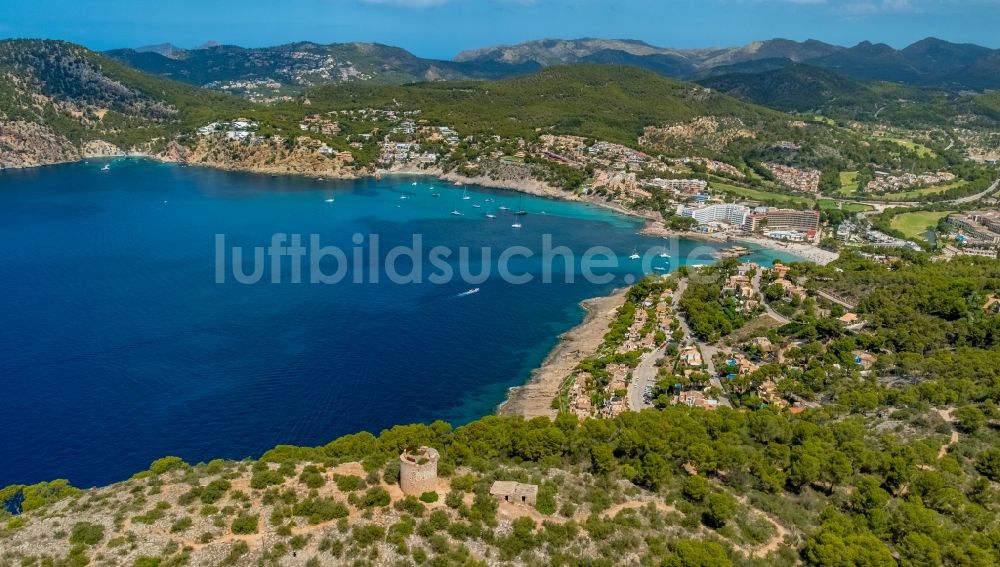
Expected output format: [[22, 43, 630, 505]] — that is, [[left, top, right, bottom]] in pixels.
[[498, 288, 627, 419], [732, 236, 839, 265]]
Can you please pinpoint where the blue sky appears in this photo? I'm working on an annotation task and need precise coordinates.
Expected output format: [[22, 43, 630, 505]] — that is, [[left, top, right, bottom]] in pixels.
[[4, 0, 998, 56]]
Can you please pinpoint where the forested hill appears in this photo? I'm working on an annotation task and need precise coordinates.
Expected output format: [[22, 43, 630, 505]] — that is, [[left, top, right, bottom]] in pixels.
[[105, 41, 542, 94], [696, 64, 877, 113], [0, 39, 247, 165], [299, 64, 783, 145]]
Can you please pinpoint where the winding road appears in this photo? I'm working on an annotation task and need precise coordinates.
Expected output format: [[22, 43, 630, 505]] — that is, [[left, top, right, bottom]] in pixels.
[[671, 278, 730, 407], [751, 271, 790, 325]]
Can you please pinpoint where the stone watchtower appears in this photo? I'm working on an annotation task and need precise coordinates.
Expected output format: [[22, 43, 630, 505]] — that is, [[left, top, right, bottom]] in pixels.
[[398, 446, 440, 496]]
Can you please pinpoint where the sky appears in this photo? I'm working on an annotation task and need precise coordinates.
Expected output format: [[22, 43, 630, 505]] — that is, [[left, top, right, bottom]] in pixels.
[[3, 0, 998, 57]]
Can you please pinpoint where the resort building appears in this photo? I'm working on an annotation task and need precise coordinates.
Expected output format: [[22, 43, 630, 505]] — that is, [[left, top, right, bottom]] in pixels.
[[645, 178, 708, 193], [766, 230, 808, 242], [948, 211, 1000, 244], [745, 208, 820, 234], [678, 203, 750, 227]]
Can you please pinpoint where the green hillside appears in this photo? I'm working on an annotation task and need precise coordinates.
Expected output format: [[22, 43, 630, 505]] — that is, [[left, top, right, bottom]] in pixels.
[[697, 64, 877, 113], [0, 39, 248, 148], [300, 64, 782, 144]]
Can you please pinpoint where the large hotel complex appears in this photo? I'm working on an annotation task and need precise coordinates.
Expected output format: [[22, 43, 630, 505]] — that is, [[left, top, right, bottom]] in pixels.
[[678, 203, 821, 241]]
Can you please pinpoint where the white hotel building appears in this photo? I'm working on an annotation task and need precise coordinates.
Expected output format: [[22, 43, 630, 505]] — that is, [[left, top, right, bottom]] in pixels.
[[677, 203, 751, 227]]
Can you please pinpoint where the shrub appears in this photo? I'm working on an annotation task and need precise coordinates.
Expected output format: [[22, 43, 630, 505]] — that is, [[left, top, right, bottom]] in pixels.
[[427, 510, 450, 532], [69, 521, 104, 545], [450, 475, 477, 492], [231, 513, 259, 535], [333, 474, 365, 492], [133, 501, 170, 525], [148, 457, 188, 475], [299, 467, 326, 489], [169, 517, 193, 533], [394, 495, 426, 517], [536, 484, 557, 515], [289, 534, 309, 550], [293, 497, 349, 524], [199, 479, 231, 505], [383, 460, 401, 484], [250, 469, 284, 490], [133, 557, 161, 567], [954, 406, 986, 433], [361, 486, 390, 508], [220, 541, 249, 565], [683, 476, 710, 502], [419, 491, 439, 503], [704, 493, 737, 528], [445, 490, 464, 509], [976, 449, 1000, 482], [352, 524, 385, 547]]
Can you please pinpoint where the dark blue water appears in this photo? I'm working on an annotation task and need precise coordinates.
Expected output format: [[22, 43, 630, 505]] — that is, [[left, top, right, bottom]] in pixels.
[[0, 158, 796, 488]]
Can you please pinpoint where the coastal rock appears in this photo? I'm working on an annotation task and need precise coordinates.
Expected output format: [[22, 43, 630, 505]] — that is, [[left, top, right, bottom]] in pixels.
[[0, 121, 79, 169], [179, 135, 359, 177], [80, 139, 125, 158]]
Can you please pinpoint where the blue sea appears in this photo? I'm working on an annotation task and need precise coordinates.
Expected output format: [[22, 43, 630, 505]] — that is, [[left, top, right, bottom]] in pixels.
[[0, 158, 797, 488]]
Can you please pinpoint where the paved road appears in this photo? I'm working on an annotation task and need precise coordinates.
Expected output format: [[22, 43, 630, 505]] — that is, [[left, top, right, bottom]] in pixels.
[[815, 289, 856, 310], [751, 271, 790, 325], [830, 178, 998, 210], [671, 278, 730, 406], [946, 178, 1000, 205], [627, 344, 666, 411]]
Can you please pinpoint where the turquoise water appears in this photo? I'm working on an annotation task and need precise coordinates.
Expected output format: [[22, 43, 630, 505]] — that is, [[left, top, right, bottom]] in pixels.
[[0, 158, 796, 488]]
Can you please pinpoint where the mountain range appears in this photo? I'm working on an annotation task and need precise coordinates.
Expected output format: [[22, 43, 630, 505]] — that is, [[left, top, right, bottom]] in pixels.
[[4, 36, 1000, 170], [104, 37, 1000, 95]]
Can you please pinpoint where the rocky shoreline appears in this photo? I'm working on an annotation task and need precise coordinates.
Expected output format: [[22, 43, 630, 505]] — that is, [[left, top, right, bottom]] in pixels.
[[498, 289, 628, 419]]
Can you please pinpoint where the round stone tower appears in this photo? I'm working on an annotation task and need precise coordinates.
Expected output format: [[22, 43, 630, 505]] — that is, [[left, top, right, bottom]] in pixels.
[[399, 446, 440, 496]]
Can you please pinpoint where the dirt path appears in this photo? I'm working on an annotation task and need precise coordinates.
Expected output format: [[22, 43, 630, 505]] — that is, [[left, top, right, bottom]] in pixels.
[[735, 495, 791, 559], [749, 510, 790, 558], [937, 408, 959, 459], [600, 500, 679, 518]]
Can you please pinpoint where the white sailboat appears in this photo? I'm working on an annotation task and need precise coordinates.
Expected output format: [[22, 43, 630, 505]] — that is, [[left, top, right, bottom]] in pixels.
[[485, 213, 497, 219], [101, 164, 110, 171], [629, 248, 641, 260], [462, 187, 471, 200]]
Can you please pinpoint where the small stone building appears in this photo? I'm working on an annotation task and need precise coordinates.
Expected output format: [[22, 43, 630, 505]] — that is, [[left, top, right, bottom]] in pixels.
[[399, 446, 439, 496], [489, 481, 538, 507]]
